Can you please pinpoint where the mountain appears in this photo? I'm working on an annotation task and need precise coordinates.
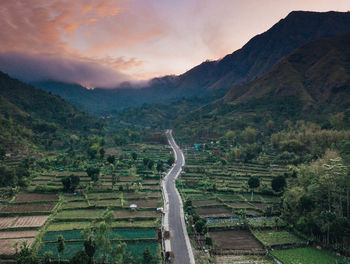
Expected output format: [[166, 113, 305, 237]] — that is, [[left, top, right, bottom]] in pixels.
[[32, 11, 350, 114], [0, 72, 101, 152], [170, 33, 350, 143], [224, 33, 350, 109]]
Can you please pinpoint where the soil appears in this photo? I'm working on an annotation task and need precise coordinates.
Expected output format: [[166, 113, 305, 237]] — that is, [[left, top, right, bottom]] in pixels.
[[14, 193, 59, 203], [114, 209, 158, 218], [0, 217, 16, 229], [209, 230, 263, 250], [196, 207, 234, 218], [0, 203, 55, 213], [12, 215, 49, 227], [124, 199, 160, 208], [0, 238, 35, 255], [0, 230, 38, 239]]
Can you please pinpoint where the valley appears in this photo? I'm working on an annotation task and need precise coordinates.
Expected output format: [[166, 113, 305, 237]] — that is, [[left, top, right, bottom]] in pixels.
[[0, 6, 350, 264]]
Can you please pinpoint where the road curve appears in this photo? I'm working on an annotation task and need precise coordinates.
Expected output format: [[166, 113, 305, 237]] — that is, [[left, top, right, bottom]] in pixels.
[[163, 129, 195, 264]]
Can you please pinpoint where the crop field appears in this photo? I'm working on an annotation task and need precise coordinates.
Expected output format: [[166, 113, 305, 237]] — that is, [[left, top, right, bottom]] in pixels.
[[270, 247, 348, 264], [42, 228, 156, 242], [196, 206, 235, 218], [0, 230, 38, 239], [209, 230, 263, 251], [0, 238, 35, 255], [39, 240, 160, 262], [0, 217, 16, 229], [252, 230, 305, 247], [0, 203, 56, 213], [124, 198, 161, 208], [55, 209, 105, 219], [12, 215, 49, 228], [215, 255, 274, 264], [114, 209, 159, 219], [13, 192, 59, 203]]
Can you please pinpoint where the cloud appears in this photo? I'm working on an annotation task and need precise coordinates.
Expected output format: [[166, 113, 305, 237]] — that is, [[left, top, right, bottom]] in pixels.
[[0, 51, 130, 88]]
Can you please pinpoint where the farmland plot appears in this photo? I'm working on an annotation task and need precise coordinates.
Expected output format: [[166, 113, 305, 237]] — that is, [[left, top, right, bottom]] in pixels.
[[12, 215, 49, 228], [0, 203, 56, 213], [0, 217, 16, 229], [0, 230, 38, 239], [210, 230, 263, 251], [0, 238, 35, 255], [14, 193, 59, 203], [271, 247, 348, 264]]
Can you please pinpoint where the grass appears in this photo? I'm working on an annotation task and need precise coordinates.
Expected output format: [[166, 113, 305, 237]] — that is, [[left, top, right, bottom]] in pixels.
[[271, 247, 348, 264], [252, 229, 305, 246]]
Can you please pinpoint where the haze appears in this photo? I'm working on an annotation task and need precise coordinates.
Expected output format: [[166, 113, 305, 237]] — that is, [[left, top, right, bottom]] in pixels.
[[0, 0, 349, 88]]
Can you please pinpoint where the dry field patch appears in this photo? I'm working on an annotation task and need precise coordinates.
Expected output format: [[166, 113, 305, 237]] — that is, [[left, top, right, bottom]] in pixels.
[[14, 193, 59, 203], [114, 209, 158, 218], [0, 238, 35, 255], [124, 199, 160, 208], [12, 215, 49, 228], [210, 230, 263, 250], [196, 207, 234, 218], [0, 230, 38, 239], [0, 217, 16, 229], [0, 203, 55, 213]]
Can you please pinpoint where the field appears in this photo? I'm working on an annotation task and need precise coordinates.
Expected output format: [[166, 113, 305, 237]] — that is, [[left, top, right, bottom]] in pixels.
[[12, 215, 49, 228], [196, 206, 235, 218], [0, 238, 35, 255], [13, 193, 59, 203], [39, 240, 160, 262], [209, 230, 263, 251], [42, 228, 156, 242], [215, 255, 274, 264], [252, 230, 305, 247], [0, 203, 56, 213], [270, 247, 348, 264]]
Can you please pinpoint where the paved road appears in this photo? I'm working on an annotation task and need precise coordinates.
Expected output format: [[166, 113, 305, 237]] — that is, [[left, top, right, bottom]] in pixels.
[[164, 130, 195, 264]]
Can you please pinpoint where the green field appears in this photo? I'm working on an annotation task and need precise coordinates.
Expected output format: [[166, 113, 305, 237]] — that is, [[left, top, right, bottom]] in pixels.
[[39, 240, 160, 263], [43, 228, 156, 242], [271, 247, 348, 264], [252, 230, 305, 246]]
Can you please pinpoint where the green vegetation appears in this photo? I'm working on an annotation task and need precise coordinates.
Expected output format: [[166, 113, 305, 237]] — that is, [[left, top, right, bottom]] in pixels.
[[271, 247, 348, 264], [252, 230, 305, 247]]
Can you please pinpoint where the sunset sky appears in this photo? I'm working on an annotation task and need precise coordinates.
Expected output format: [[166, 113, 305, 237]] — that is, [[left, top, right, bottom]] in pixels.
[[0, 0, 349, 88]]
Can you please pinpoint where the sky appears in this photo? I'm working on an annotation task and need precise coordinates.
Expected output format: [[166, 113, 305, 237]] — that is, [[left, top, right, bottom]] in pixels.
[[0, 0, 349, 88]]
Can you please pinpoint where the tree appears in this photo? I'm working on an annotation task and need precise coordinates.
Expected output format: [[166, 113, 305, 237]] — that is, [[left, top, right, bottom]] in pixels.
[[131, 152, 137, 160], [99, 148, 105, 159], [147, 160, 154, 170], [107, 155, 115, 164], [143, 158, 150, 167], [194, 219, 207, 234], [86, 167, 100, 182], [61, 176, 71, 192], [248, 176, 260, 201], [271, 175, 286, 193], [15, 240, 39, 264], [87, 148, 98, 160], [70, 250, 89, 264], [42, 251, 53, 264], [61, 175, 80, 192], [240, 126, 259, 144], [167, 156, 175, 166], [112, 174, 118, 189], [156, 161, 164, 173], [84, 237, 96, 264], [70, 175, 80, 191], [57, 235, 65, 263], [143, 247, 153, 264]]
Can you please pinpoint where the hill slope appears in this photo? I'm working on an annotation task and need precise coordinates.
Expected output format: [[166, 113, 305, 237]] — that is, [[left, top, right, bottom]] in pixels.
[[0, 72, 101, 152], [33, 11, 350, 113], [224, 33, 350, 109]]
